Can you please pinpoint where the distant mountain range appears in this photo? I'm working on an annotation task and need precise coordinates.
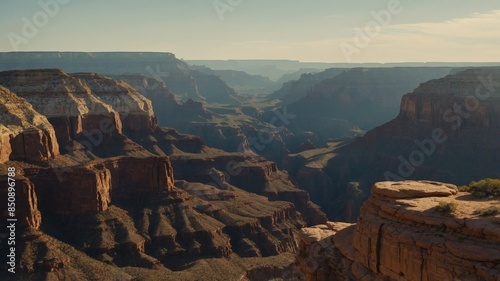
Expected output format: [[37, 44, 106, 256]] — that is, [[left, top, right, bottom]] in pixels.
[[186, 59, 500, 81], [0, 52, 246, 104]]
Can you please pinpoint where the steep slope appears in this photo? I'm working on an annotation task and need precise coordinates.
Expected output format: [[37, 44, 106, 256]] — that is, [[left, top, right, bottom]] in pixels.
[[279, 67, 454, 142], [284, 67, 500, 221], [0, 69, 325, 280], [190, 65, 278, 96], [0, 85, 59, 163], [115, 74, 296, 162], [267, 68, 347, 103], [344, 67, 500, 185], [190, 70, 246, 104], [295, 181, 500, 280]]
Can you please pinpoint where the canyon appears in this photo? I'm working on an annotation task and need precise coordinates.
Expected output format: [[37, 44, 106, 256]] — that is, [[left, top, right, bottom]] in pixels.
[[0, 69, 325, 280], [0, 52, 500, 280], [0, 53, 460, 162]]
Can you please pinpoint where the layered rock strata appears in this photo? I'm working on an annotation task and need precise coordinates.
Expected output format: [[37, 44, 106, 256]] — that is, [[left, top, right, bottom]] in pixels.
[[0, 85, 59, 163], [0, 176, 42, 229], [0, 70, 123, 154], [295, 181, 500, 281], [283, 67, 500, 222], [23, 156, 174, 215], [0, 69, 325, 279], [75, 73, 158, 133]]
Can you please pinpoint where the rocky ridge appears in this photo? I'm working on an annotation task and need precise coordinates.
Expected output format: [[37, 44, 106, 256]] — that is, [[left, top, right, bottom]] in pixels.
[[0, 85, 59, 163], [0, 69, 325, 280], [0, 52, 244, 104], [295, 180, 500, 280]]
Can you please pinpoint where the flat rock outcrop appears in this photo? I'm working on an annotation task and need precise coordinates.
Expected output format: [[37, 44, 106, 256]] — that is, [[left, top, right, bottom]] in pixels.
[[295, 180, 500, 281], [372, 180, 458, 199]]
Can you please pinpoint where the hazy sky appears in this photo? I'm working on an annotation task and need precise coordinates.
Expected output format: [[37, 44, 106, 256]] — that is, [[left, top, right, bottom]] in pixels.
[[1, 0, 499, 63]]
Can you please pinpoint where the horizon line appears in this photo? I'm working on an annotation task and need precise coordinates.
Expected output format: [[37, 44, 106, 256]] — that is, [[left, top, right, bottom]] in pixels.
[[1, 51, 500, 65]]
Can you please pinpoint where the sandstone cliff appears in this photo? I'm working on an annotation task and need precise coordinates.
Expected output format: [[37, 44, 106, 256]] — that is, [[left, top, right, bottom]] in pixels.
[[116, 73, 294, 163], [0, 175, 41, 229], [267, 68, 346, 104], [0, 85, 59, 163], [23, 156, 174, 215], [0, 69, 325, 280], [0, 69, 124, 155], [367, 68, 500, 140], [75, 73, 158, 133], [0, 52, 243, 104], [295, 180, 500, 281], [125, 125, 327, 227]]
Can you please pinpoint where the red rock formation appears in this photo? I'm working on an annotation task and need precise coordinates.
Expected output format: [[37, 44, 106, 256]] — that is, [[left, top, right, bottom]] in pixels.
[[23, 156, 174, 215], [281, 67, 454, 142], [0, 69, 323, 280], [75, 73, 158, 133], [365, 68, 500, 141], [0, 70, 123, 153], [296, 181, 500, 280], [0, 85, 59, 163], [164, 146, 326, 226], [287, 68, 500, 222], [0, 176, 41, 229]]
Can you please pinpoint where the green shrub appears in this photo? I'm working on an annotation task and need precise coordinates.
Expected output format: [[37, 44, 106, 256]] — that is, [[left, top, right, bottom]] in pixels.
[[460, 178, 500, 198], [475, 205, 499, 216], [437, 201, 458, 213]]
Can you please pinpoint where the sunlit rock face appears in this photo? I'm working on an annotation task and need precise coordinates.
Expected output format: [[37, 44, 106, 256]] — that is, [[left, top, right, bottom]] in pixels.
[[0, 84, 59, 163], [295, 180, 500, 281], [0, 69, 325, 280]]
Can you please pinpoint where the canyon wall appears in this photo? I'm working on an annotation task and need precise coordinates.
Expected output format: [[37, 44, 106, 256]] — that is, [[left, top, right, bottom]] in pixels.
[[0, 69, 326, 280], [0, 85, 59, 163], [282, 67, 500, 221]]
